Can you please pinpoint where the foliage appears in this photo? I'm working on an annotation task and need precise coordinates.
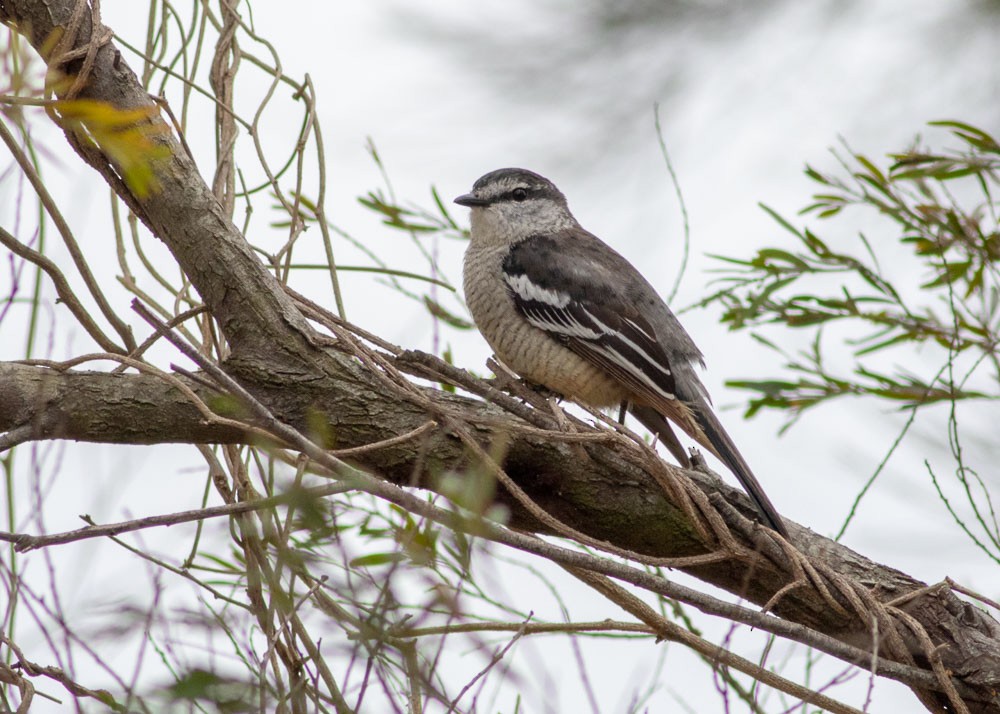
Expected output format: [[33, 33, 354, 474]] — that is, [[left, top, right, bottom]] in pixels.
[[50, 99, 173, 197], [701, 121, 1000, 422], [701, 121, 1000, 548]]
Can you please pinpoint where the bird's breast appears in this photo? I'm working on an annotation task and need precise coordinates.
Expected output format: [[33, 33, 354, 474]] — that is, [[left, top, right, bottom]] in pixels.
[[463, 243, 626, 407]]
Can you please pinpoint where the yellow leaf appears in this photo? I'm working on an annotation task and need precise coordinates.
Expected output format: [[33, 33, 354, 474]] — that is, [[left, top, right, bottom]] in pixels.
[[50, 99, 172, 197]]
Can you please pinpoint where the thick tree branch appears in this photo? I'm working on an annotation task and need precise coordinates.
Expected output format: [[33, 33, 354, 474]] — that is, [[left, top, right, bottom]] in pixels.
[[0, 362, 245, 446]]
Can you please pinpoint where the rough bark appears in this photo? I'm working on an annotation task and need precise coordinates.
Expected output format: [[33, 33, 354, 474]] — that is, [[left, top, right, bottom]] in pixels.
[[1, 2, 999, 712]]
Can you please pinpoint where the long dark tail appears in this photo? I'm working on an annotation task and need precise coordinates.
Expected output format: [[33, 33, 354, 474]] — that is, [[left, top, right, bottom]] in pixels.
[[689, 402, 788, 537], [631, 403, 788, 537]]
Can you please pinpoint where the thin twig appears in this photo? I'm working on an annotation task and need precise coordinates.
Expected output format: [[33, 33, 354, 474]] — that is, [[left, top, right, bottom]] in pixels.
[[0, 225, 124, 354], [445, 615, 530, 714], [0, 116, 135, 352], [566, 567, 865, 714], [0, 483, 351, 552]]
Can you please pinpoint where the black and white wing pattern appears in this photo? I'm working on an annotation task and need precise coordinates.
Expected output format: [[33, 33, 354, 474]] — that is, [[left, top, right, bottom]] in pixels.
[[502, 231, 687, 417], [502, 230, 788, 536]]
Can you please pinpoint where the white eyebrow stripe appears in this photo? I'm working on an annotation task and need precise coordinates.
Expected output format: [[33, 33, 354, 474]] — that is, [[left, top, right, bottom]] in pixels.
[[504, 272, 570, 308]]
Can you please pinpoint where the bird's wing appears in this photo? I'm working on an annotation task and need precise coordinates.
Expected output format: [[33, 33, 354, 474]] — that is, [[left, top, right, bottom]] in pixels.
[[503, 231, 787, 536], [502, 231, 698, 428]]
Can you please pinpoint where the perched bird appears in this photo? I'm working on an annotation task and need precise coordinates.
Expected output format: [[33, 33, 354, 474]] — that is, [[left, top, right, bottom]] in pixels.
[[455, 167, 787, 536]]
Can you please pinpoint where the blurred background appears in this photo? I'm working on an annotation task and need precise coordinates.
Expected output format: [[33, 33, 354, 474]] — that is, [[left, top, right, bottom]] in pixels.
[[4, 0, 999, 710]]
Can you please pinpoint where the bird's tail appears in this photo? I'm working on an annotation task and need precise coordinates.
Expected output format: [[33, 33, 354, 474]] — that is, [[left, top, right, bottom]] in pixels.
[[632, 400, 787, 537], [688, 402, 788, 537]]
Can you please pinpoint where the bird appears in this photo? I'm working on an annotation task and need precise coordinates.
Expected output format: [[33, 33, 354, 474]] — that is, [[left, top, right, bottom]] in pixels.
[[454, 167, 787, 537]]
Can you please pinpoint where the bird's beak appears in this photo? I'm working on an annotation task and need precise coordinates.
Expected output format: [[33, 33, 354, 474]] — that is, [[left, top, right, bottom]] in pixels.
[[454, 193, 488, 207]]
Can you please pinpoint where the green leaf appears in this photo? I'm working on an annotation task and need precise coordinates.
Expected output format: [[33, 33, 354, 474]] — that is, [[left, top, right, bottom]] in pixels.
[[804, 164, 831, 184], [423, 295, 474, 329], [167, 670, 255, 709], [756, 248, 809, 270], [439, 345, 456, 392], [350, 552, 407, 567], [760, 203, 805, 238], [922, 261, 970, 289], [930, 120, 1000, 153], [801, 229, 830, 256]]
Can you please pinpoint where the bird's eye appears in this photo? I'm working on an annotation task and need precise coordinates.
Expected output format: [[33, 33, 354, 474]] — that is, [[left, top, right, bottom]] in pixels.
[[511, 187, 528, 201]]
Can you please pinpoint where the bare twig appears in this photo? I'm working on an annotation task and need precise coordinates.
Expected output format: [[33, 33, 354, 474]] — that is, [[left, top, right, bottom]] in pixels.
[[0, 117, 135, 352], [0, 483, 352, 552]]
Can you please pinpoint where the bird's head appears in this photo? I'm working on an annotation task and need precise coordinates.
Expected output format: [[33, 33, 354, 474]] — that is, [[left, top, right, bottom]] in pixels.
[[455, 168, 577, 243]]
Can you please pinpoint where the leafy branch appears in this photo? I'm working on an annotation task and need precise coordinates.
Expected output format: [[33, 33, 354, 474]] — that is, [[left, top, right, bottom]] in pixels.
[[700, 121, 1000, 422]]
